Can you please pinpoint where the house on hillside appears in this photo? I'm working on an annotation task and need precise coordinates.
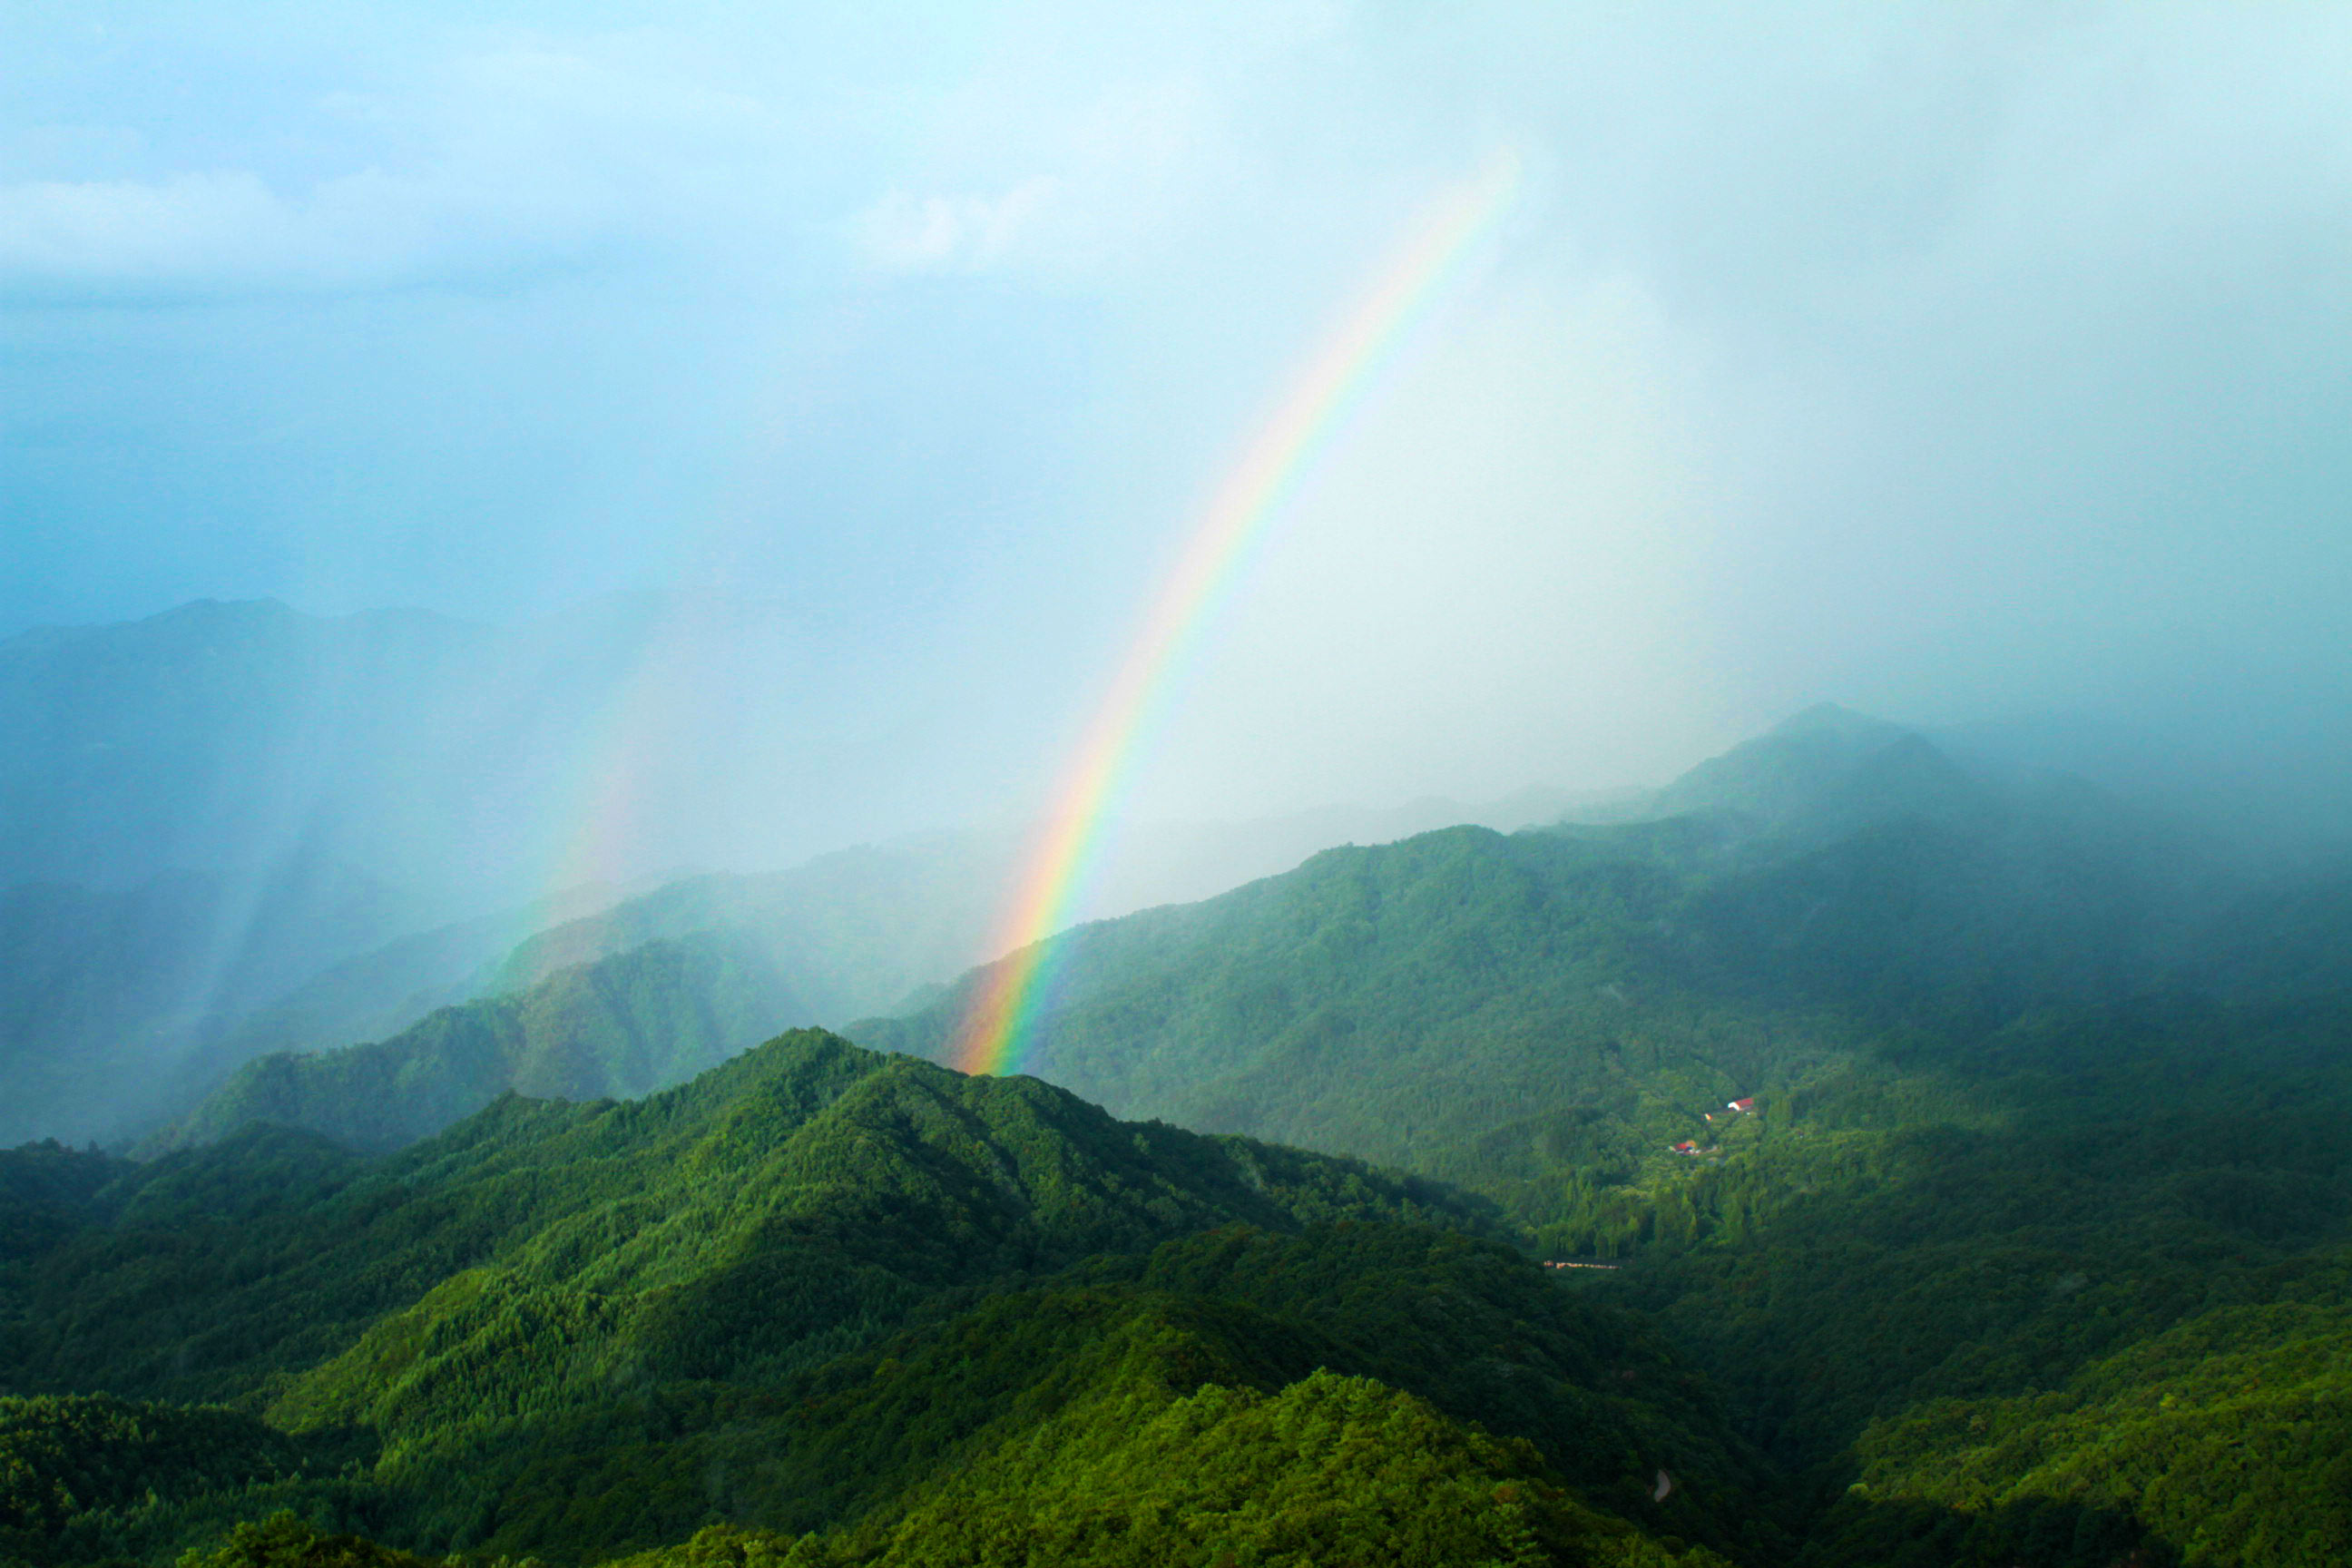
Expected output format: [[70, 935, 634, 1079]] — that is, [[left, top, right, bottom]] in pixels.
[[1726, 1096, 1757, 1113], [1671, 1140, 1700, 1154]]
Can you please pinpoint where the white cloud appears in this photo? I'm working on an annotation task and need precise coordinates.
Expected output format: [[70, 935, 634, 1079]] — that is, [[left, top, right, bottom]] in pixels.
[[0, 45, 787, 300], [0, 10, 1317, 299], [851, 177, 1064, 272], [1, 170, 294, 286], [845, 73, 1232, 280], [0, 159, 606, 299], [8, 1, 2351, 831]]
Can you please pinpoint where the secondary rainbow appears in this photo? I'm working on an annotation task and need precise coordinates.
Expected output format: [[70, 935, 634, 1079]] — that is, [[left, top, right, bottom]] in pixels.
[[952, 150, 1524, 1077]]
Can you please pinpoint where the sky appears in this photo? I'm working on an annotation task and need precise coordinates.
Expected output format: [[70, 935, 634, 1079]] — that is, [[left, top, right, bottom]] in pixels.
[[5, 1, 2349, 849]]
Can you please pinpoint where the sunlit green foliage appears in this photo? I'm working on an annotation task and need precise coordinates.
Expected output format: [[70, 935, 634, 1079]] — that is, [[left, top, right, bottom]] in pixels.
[[7, 1033, 1467, 1404], [15, 720, 2352, 1566], [822, 1368, 1730, 1568], [845, 727, 2352, 1563], [10, 1032, 1747, 1566], [174, 1513, 440, 1568], [1812, 1298, 2352, 1566]]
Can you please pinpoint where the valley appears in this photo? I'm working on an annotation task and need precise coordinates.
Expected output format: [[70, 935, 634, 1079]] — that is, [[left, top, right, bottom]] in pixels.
[[6, 704, 2349, 1565]]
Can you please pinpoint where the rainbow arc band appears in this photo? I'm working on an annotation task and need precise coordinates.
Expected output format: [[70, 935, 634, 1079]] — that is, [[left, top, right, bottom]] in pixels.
[[952, 151, 1524, 1079]]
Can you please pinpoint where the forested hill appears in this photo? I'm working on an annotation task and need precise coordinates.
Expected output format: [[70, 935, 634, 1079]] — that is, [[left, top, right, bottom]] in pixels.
[[150, 933, 812, 1153], [24, 1031, 1474, 1403], [22, 714, 2352, 1563], [853, 716, 2219, 1172], [844, 717, 2352, 1563], [114, 778, 1585, 1159], [0, 1029, 1769, 1568]]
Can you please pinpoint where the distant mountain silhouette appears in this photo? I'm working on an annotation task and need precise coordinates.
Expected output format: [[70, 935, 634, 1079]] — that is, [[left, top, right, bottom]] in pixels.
[[0, 597, 1607, 1149]]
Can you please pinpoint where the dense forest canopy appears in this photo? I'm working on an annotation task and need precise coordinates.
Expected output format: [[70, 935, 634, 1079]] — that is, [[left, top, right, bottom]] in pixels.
[[8, 716, 2352, 1566]]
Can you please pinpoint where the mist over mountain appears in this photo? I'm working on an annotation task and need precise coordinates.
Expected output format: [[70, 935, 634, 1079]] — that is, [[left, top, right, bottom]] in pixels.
[[828, 714, 2352, 1557], [0, 593, 1597, 1150], [16, 687, 2352, 1563], [0, 594, 855, 905], [152, 710, 2319, 1184], [0, 593, 804, 1143], [9, 6, 2351, 1562], [140, 778, 1594, 1157], [0, 859, 439, 1147], [857, 715, 2249, 1152]]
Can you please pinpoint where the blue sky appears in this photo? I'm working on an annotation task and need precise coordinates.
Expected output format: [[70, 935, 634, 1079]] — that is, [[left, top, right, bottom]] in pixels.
[[5, 2, 2349, 838]]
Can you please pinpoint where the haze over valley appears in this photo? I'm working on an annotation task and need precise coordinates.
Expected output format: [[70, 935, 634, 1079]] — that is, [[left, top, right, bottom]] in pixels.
[[5, 6, 2350, 1567]]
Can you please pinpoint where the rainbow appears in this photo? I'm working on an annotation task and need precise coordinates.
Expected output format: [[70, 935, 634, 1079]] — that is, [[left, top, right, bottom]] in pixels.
[[951, 150, 1524, 1078]]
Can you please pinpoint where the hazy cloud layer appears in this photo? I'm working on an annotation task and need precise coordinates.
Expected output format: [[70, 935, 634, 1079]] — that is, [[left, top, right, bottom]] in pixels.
[[5, 2, 2347, 855]]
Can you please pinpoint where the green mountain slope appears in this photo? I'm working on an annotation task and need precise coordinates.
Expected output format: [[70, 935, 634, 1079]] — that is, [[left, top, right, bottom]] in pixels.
[[840, 722, 2352, 1561], [0, 1394, 336, 1568], [1589, 994, 2352, 1455], [155, 935, 810, 1153], [379, 1227, 1773, 1564], [17, 1032, 1470, 1403], [1644, 705, 1976, 836], [24, 712, 2352, 1564], [855, 763, 2200, 1186], [0, 1031, 1759, 1568], [1812, 1292, 2352, 1567], [187, 880, 636, 1088], [861, 818, 1752, 1166], [781, 1361, 1728, 1568], [136, 781, 1595, 1158]]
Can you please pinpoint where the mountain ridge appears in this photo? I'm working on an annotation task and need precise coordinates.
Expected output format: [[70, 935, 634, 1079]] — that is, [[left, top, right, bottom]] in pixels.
[[1, 1028, 1781, 1566]]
